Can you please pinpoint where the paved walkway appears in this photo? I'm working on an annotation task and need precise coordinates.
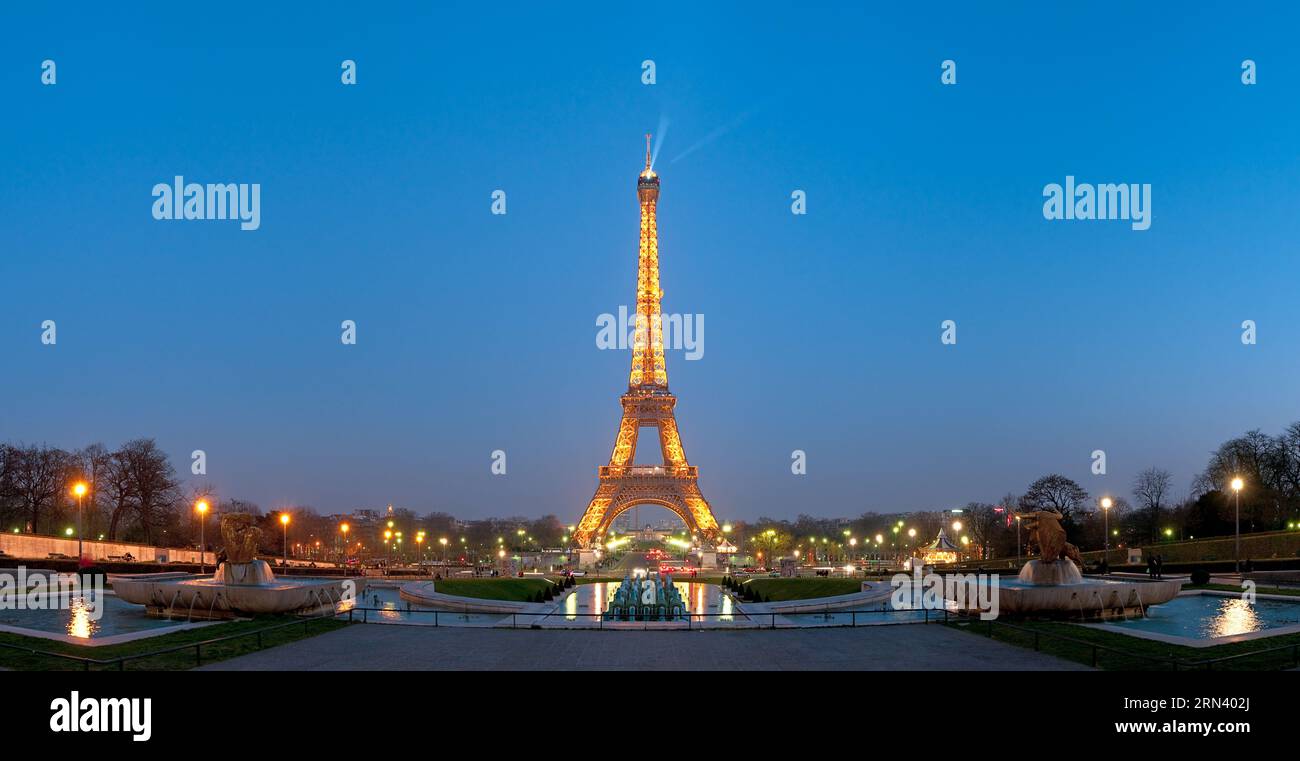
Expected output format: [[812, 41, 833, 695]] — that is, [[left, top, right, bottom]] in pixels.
[[199, 622, 1088, 671]]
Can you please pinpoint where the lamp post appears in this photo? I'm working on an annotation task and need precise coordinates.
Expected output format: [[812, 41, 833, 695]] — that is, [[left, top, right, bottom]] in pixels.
[[1015, 515, 1022, 563], [1100, 497, 1113, 560], [71, 482, 87, 562], [1231, 477, 1244, 573], [195, 500, 209, 574], [280, 513, 290, 567], [439, 536, 448, 563], [339, 522, 350, 565]]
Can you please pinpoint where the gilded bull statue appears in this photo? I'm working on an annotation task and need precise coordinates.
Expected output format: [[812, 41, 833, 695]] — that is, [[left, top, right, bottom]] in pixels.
[[1015, 509, 1083, 568]]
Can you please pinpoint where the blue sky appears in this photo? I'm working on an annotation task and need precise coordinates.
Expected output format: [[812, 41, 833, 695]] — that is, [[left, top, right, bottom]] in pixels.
[[2, 2, 1299, 522]]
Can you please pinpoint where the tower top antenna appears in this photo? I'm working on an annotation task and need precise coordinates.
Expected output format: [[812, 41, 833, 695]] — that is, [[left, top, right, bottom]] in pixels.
[[644, 133, 652, 170]]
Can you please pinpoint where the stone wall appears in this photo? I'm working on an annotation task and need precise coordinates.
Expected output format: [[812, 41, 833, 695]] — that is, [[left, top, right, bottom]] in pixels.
[[1079, 530, 1300, 565], [0, 532, 213, 564]]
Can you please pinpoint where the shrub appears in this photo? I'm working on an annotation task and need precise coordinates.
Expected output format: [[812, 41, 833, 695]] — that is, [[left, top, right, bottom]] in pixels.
[[1190, 567, 1211, 585]]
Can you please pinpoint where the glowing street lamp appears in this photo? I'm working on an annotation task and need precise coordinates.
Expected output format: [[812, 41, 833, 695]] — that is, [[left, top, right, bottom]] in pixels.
[[71, 482, 88, 562], [1100, 496, 1113, 559], [1015, 515, 1022, 563], [280, 513, 291, 566], [1231, 476, 1244, 572], [439, 536, 448, 562], [195, 500, 210, 574]]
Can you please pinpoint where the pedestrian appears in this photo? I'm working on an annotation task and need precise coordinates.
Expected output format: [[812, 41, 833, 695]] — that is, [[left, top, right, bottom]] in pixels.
[[1146, 555, 1155, 579], [1155, 554, 1163, 579]]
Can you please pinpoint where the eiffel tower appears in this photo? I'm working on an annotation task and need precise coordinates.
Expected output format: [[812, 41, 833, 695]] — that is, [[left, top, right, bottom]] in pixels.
[[573, 136, 722, 549]]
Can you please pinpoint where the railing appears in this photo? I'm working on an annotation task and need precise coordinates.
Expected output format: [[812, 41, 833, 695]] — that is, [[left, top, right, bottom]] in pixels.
[[0, 611, 340, 671], [341, 602, 936, 630], [598, 465, 697, 478]]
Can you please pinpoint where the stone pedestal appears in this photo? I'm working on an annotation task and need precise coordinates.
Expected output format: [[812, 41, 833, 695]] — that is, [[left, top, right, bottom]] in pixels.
[[1017, 559, 1083, 585], [218, 560, 276, 586]]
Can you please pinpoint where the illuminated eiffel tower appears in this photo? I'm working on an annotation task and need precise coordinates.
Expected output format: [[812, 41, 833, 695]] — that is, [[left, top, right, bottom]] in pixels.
[[573, 136, 722, 549]]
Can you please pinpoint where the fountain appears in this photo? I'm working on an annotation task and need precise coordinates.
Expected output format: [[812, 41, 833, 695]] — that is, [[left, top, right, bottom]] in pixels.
[[111, 514, 360, 619], [948, 510, 1182, 618], [604, 573, 686, 621]]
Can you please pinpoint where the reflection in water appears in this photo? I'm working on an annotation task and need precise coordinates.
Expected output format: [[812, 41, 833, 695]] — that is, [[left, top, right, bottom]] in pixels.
[[1116, 594, 1300, 641], [66, 594, 99, 640], [1208, 598, 1261, 638], [572, 581, 733, 622]]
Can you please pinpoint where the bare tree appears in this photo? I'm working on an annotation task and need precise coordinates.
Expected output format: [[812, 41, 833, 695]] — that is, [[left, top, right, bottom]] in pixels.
[[5, 444, 72, 534], [120, 438, 182, 544], [101, 450, 136, 540], [1020, 474, 1089, 520], [963, 502, 1001, 559], [1132, 467, 1172, 543]]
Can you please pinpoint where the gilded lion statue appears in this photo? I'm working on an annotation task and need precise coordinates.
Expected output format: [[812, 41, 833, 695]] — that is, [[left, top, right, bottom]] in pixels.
[[219, 513, 263, 564], [1015, 509, 1083, 567]]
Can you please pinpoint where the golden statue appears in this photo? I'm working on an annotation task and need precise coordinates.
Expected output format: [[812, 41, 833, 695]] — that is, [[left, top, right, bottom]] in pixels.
[[1015, 510, 1083, 567], [219, 513, 263, 564]]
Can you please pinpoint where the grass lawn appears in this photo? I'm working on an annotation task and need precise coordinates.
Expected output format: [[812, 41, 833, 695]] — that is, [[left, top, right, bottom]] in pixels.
[[575, 576, 621, 585], [432, 578, 557, 601], [741, 578, 862, 601], [0, 615, 349, 671], [950, 618, 1300, 671]]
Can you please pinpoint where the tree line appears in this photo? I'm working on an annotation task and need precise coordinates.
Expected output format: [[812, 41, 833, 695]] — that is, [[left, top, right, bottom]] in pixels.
[[5, 420, 1299, 558], [733, 420, 1300, 560], [0, 439, 185, 543]]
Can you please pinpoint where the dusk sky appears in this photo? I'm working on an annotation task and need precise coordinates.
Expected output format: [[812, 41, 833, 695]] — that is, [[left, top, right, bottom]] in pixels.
[[3, 3, 1299, 523]]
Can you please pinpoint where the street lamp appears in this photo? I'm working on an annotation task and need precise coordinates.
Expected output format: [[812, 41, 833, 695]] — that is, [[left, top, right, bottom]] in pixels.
[[1100, 497, 1113, 560], [71, 482, 88, 562], [280, 513, 291, 567], [195, 500, 210, 574], [339, 522, 350, 564], [1015, 515, 1022, 563], [1231, 476, 1244, 573]]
